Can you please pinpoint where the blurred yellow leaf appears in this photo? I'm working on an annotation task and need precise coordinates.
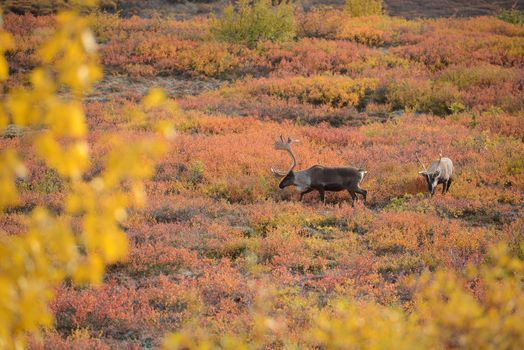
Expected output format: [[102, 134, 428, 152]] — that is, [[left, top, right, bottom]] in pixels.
[[143, 88, 166, 108]]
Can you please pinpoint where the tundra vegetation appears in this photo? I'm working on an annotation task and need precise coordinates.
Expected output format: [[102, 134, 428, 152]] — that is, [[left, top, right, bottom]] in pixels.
[[0, 0, 523, 348]]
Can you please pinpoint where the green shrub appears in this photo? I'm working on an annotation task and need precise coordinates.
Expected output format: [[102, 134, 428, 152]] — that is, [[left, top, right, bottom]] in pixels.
[[449, 101, 466, 114], [187, 160, 205, 185], [35, 168, 64, 194], [497, 8, 524, 26], [385, 194, 413, 211], [345, 0, 383, 17], [212, 0, 296, 48]]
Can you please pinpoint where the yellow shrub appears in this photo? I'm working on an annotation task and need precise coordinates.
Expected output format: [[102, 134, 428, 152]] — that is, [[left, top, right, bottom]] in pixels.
[[337, 24, 389, 46], [257, 75, 378, 108], [0, 7, 172, 349], [178, 42, 240, 77], [345, 0, 383, 17]]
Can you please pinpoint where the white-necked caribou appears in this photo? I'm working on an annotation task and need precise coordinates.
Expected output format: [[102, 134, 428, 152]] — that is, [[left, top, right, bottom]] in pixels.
[[271, 136, 368, 206]]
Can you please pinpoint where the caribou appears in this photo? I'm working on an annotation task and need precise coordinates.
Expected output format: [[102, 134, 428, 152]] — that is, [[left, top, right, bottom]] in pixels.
[[271, 136, 368, 206], [416, 151, 454, 196]]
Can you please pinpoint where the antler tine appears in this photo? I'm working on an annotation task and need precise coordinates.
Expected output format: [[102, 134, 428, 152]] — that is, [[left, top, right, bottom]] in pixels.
[[415, 151, 427, 172], [274, 136, 299, 150], [274, 140, 289, 150], [271, 167, 288, 177], [271, 135, 299, 176]]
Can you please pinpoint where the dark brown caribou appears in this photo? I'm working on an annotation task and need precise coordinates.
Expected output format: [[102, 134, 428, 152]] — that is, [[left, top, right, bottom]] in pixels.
[[271, 136, 368, 206]]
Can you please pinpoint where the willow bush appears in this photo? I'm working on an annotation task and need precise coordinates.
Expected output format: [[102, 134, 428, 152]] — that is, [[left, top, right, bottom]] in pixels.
[[212, 0, 296, 48], [497, 8, 524, 26]]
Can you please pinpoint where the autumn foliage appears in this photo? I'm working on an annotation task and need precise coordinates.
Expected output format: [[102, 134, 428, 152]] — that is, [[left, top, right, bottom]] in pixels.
[[1, 2, 524, 349]]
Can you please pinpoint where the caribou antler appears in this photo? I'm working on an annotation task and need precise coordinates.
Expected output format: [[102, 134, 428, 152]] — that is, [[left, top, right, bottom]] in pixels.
[[436, 149, 444, 166], [415, 151, 428, 173], [271, 135, 299, 177]]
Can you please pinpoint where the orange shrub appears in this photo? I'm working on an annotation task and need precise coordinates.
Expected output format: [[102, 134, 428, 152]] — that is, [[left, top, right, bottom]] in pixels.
[[462, 112, 524, 140], [51, 282, 159, 338], [394, 19, 524, 70], [176, 42, 243, 78], [296, 7, 345, 39], [337, 15, 423, 46], [89, 13, 211, 43], [28, 330, 110, 350], [260, 38, 375, 76], [437, 65, 524, 111]]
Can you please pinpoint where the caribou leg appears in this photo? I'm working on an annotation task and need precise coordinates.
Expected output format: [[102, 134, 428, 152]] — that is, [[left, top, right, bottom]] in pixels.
[[299, 188, 313, 202], [318, 189, 325, 204], [348, 190, 357, 207], [446, 178, 452, 193], [354, 188, 367, 203]]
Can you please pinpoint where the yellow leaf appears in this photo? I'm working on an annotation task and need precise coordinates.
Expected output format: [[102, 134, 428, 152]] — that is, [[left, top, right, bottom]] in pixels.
[[30, 68, 55, 93], [0, 105, 7, 131], [81, 30, 98, 54], [0, 32, 14, 51], [143, 88, 166, 108], [101, 230, 128, 263], [156, 120, 176, 140], [6, 89, 31, 126], [46, 101, 86, 137], [0, 56, 8, 81], [66, 103, 87, 137], [74, 255, 104, 285]]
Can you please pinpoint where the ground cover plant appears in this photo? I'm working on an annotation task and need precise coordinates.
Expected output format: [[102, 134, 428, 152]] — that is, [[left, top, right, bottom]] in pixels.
[[1, 0, 523, 348]]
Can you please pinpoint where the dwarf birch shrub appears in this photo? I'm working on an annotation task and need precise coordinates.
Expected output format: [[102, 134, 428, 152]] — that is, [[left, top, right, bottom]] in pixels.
[[212, 0, 295, 48], [497, 8, 524, 26]]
